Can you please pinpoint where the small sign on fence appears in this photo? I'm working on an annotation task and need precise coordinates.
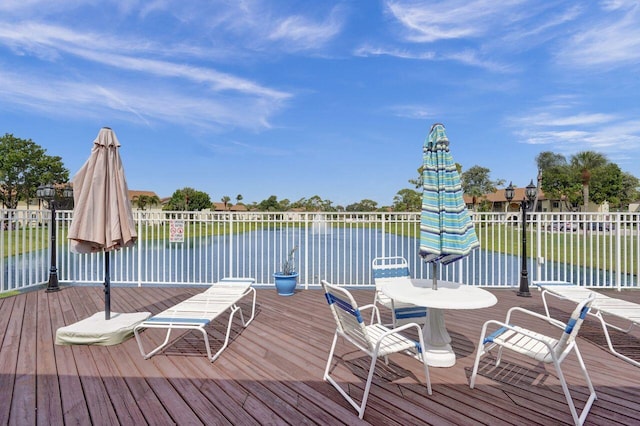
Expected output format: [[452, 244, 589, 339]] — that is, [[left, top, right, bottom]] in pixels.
[[169, 219, 184, 243]]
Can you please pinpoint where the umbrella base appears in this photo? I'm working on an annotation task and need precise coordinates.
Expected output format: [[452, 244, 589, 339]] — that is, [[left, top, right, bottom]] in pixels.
[[55, 311, 151, 346]]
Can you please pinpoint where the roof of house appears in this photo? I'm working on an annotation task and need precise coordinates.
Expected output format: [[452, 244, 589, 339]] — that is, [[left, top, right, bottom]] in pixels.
[[210, 202, 248, 211], [229, 204, 247, 211], [463, 187, 547, 204], [128, 190, 160, 201]]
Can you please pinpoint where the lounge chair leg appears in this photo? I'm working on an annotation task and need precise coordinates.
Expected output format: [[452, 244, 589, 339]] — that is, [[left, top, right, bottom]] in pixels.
[[239, 287, 257, 327], [209, 305, 241, 362], [135, 327, 174, 359]]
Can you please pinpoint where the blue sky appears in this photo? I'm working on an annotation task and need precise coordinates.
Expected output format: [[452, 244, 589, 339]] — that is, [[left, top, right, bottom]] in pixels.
[[1, 1, 639, 207]]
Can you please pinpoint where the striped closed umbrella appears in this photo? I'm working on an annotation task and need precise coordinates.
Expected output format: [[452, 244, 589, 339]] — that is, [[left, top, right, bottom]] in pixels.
[[419, 123, 479, 289]]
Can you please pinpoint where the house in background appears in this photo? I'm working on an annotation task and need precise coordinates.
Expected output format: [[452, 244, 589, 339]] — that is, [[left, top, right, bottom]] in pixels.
[[129, 190, 162, 211], [464, 186, 563, 216], [212, 202, 248, 211]]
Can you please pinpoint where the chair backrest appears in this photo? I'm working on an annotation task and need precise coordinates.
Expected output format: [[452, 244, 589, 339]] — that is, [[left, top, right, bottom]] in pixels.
[[554, 293, 596, 358], [321, 280, 372, 350], [372, 256, 411, 290]]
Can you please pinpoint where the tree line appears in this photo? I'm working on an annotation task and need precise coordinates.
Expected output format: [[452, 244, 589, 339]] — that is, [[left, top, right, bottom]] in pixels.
[[0, 134, 69, 209], [2, 134, 638, 212]]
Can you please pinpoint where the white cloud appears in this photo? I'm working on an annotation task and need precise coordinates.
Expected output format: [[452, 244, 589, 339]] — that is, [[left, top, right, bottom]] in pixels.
[[389, 104, 437, 120], [0, 21, 290, 100], [353, 45, 435, 60], [385, 0, 526, 43], [514, 112, 617, 128], [0, 68, 285, 131], [557, 1, 640, 68], [508, 106, 640, 162], [354, 44, 511, 72], [0, 17, 292, 131], [443, 50, 514, 73], [267, 8, 343, 51]]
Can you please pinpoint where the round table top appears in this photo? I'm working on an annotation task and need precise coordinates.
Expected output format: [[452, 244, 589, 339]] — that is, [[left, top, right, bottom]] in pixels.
[[381, 279, 498, 310]]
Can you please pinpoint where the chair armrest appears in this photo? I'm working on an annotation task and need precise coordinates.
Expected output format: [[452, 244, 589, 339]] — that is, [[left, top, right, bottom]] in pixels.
[[374, 322, 423, 351], [360, 304, 377, 311], [505, 306, 566, 330], [388, 322, 423, 336], [360, 304, 381, 324]]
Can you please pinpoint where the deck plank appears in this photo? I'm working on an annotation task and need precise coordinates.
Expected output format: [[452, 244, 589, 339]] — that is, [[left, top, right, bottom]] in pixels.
[[12, 292, 37, 425], [50, 286, 93, 424], [2, 285, 640, 425], [35, 290, 64, 426], [0, 295, 19, 424]]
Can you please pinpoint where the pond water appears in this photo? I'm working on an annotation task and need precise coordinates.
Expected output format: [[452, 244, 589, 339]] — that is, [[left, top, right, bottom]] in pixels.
[[3, 227, 633, 289]]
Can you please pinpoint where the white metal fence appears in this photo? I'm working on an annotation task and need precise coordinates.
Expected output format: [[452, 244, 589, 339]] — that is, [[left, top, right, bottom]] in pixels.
[[1, 209, 638, 293]]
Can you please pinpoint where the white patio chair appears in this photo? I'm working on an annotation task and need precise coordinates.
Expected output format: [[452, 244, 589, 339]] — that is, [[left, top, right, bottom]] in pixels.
[[372, 256, 427, 327], [320, 280, 431, 419], [469, 293, 597, 426]]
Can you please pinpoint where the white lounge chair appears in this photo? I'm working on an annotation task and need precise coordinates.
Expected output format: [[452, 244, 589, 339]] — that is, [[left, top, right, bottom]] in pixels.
[[134, 278, 256, 362], [470, 292, 597, 426], [321, 280, 431, 419], [535, 280, 640, 368], [372, 256, 427, 327]]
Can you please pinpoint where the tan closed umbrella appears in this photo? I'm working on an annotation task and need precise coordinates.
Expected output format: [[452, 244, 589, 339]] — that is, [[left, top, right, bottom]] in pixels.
[[68, 127, 137, 320]]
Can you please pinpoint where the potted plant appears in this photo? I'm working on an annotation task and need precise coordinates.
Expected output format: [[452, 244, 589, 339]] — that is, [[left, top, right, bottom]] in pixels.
[[273, 246, 298, 296]]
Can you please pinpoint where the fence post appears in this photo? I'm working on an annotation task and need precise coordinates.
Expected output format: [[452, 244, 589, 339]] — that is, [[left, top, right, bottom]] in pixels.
[[380, 213, 386, 259], [535, 212, 542, 281], [304, 212, 310, 289], [135, 212, 140, 286], [0, 212, 4, 291], [616, 213, 622, 291], [228, 212, 234, 278]]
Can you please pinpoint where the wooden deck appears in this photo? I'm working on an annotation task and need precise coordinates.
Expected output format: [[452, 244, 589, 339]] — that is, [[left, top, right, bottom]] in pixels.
[[2, 285, 640, 425]]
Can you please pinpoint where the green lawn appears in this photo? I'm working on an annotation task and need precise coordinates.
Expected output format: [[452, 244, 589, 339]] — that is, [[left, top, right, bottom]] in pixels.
[[475, 224, 638, 275], [2, 227, 47, 258]]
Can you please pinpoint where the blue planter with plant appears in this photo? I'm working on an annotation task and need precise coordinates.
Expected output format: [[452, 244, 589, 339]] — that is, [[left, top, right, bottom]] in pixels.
[[273, 247, 298, 296]]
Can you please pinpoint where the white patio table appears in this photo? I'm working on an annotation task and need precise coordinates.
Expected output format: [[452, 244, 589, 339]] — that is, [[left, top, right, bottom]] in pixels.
[[382, 279, 497, 367]]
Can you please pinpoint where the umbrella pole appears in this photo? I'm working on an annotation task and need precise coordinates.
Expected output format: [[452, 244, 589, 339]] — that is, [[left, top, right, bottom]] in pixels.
[[432, 262, 438, 290], [104, 252, 111, 320]]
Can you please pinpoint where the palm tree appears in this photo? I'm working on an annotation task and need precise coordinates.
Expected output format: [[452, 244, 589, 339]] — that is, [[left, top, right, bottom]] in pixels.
[[570, 151, 607, 212], [132, 194, 161, 210], [146, 194, 161, 209], [221, 195, 231, 210], [236, 194, 243, 204], [132, 195, 144, 210]]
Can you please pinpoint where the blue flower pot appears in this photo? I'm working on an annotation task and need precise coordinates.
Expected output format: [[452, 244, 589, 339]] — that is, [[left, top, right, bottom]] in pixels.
[[273, 272, 298, 296]]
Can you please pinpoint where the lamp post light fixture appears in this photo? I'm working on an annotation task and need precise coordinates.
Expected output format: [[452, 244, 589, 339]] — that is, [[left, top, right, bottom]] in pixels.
[[37, 183, 73, 292], [504, 182, 515, 212], [504, 180, 538, 297]]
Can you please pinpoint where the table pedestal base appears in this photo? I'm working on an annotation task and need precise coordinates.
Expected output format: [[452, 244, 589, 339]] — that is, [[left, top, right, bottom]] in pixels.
[[423, 343, 456, 367], [422, 307, 456, 367]]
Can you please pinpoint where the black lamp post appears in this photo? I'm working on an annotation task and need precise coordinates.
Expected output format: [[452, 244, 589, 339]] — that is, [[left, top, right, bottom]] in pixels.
[[504, 180, 537, 297], [37, 183, 73, 292]]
